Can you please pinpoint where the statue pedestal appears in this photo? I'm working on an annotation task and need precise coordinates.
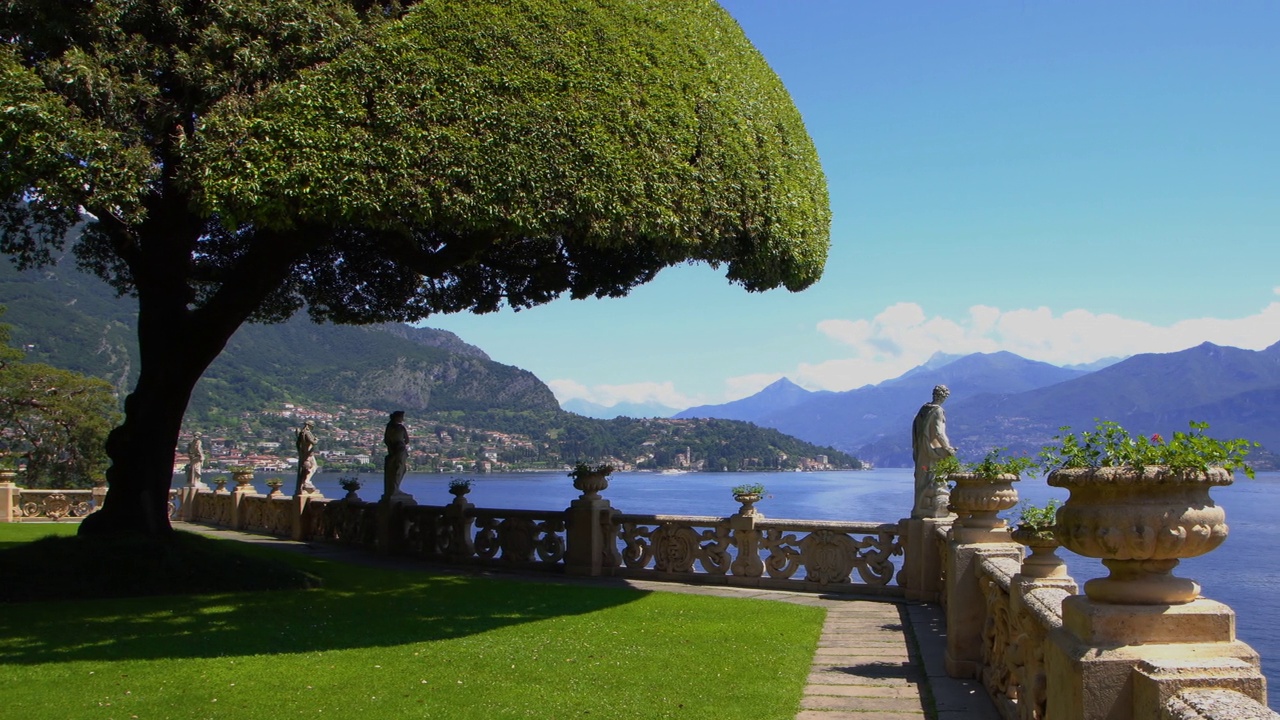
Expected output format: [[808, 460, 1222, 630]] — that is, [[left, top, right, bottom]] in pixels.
[[375, 493, 416, 554], [565, 497, 613, 576]]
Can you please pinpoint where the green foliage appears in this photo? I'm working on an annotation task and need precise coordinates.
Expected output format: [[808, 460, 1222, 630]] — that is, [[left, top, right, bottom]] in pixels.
[[731, 482, 766, 497], [1039, 420, 1257, 478], [447, 477, 472, 492], [4, 0, 827, 318], [193, 0, 830, 309], [568, 462, 614, 479], [0, 310, 118, 488], [964, 447, 1036, 479], [930, 455, 963, 483], [1017, 499, 1060, 530]]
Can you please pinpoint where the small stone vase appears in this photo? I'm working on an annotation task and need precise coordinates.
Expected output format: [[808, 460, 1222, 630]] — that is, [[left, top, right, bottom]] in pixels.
[[1010, 525, 1068, 578], [733, 492, 762, 517], [1048, 466, 1231, 604], [572, 472, 610, 500]]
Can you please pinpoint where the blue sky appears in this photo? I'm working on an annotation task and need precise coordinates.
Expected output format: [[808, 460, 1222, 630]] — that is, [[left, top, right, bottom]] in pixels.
[[427, 1, 1280, 411]]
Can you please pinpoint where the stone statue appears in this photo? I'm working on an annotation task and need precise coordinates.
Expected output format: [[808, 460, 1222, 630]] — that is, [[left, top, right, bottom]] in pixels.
[[382, 410, 410, 502], [912, 384, 956, 518], [186, 433, 205, 488], [294, 420, 319, 496]]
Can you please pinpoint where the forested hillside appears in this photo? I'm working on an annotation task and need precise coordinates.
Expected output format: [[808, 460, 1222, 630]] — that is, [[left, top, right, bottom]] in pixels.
[[0, 257, 859, 472]]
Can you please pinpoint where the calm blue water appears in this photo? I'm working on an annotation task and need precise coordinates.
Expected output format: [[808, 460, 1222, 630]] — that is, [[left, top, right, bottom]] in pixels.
[[276, 467, 1280, 706]]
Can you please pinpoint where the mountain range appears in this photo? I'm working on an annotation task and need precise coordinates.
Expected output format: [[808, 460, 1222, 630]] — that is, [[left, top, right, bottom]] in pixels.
[[676, 344, 1280, 468]]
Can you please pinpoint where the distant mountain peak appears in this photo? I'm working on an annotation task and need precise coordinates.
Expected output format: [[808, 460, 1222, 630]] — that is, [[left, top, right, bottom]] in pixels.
[[761, 377, 806, 393]]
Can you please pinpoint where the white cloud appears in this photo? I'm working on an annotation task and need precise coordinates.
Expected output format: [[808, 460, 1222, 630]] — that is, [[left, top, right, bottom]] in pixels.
[[802, 301, 1280, 392], [549, 299, 1280, 408], [547, 379, 700, 409], [723, 373, 785, 401]]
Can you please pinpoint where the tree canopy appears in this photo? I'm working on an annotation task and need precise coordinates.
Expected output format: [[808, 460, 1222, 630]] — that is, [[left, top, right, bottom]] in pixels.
[[0, 310, 118, 487], [0, 0, 831, 535]]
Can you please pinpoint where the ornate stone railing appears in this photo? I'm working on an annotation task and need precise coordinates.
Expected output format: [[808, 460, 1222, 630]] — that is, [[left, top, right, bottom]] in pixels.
[[2, 486, 181, 521], [237, 494, 295, 537], [977, 555, 1022, 718], [12, 489, 97, 520], [611, 513, 903, 595], [973, 552, 1076, 720]]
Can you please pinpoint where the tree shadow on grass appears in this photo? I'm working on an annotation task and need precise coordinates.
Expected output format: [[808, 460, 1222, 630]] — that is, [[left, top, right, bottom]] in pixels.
[[0, 536, 647, 665]]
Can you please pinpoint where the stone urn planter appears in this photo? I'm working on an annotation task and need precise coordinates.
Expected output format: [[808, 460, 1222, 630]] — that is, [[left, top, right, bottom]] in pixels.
[[338, 478, 362, 501], [948, 472, 1020, 532], [448, 480, 473, 506], [231, 469, 255, 489], [733, 493, 762, 516], [265, 478, 285, 497], [568, 464, 613, 501], [1010, 525, 1068, 578], [0, 469, 16, 485], [1048, 466, 1231, 604]]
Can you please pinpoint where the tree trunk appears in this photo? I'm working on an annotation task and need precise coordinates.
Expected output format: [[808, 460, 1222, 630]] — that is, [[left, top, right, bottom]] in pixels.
[[74, 181, 312, 537], [78, 324, 227, 537]]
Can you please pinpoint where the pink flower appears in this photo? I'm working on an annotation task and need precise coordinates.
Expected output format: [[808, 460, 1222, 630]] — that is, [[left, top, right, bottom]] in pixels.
[[1151, 433, 1164, 444]]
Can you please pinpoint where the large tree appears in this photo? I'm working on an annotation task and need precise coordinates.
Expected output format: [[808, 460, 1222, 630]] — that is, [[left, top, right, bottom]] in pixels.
[[1, 0, 830, 536]]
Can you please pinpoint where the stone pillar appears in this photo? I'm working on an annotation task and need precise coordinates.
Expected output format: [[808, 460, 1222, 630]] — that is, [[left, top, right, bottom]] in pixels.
[[290, 494, 311, 541], [90, 481, 107, 512], [176, 486, 199, 521], [228, 481, 255, 530], [729, 504, 763, 578], [0, 475, 18, 522], [944, 538, 1022, 678], [564, 496, 612, 576], [899, 516, 953, 602], [442, 495, 476, 561], [1044, 596, 1264, 720], [375, 497, 414, 554]]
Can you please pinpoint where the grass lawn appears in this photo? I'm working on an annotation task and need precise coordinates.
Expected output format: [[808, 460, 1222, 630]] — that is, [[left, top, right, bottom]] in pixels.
[[0, 524, 825, 719]]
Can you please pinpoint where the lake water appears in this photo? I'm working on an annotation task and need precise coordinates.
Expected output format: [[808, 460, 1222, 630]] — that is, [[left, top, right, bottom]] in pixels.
[[293, 467, 1279, 708]]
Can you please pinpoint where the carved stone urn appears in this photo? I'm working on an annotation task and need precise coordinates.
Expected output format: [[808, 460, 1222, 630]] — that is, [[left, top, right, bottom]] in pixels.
[[1010, 525, 1068, 578], [232, 470, 255, 489], [1048, 466, 1231, 604], [448, 483, 472, 506], [571, 472, 610, 500], [339, 481, 361, 501], [947, 472, 1020, 539], [733, 492, 762, 517]]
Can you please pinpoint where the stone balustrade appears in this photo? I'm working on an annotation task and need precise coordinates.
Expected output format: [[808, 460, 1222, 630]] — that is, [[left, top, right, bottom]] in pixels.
[[612, 513, 903, 594], [3, 472, 1274, 720], [0, 482, 180, 522]]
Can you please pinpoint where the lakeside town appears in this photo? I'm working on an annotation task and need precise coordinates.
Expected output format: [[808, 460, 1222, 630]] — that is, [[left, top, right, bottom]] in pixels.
[[174, 402, 845, 477]]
